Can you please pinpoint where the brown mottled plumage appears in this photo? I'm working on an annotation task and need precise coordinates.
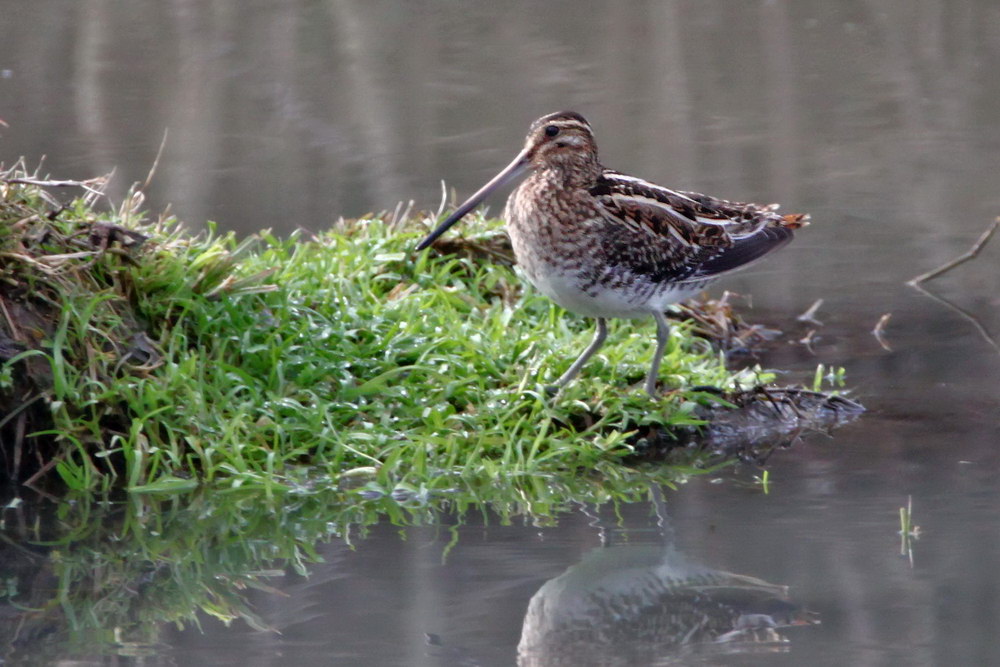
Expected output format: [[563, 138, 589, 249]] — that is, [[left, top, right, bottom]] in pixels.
[[417, 111, 807, 396]]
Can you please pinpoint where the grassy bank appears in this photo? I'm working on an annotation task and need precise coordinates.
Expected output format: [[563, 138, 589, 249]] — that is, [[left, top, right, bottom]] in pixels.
[[0, 164, 846, 492]]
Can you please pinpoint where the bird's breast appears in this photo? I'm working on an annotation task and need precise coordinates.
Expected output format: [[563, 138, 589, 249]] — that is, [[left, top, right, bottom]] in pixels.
[[503, 187, 706, 318]]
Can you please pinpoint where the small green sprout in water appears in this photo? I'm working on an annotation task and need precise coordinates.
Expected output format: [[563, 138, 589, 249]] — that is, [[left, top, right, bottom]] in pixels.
[[754, 469, 771, 495], [898, 495, 921, 567], [812, 364, 847, 391], [811, 365, 824, 391]]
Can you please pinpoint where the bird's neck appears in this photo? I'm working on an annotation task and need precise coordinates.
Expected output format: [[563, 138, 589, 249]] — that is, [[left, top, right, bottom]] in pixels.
[[535, 160, 601, 189]]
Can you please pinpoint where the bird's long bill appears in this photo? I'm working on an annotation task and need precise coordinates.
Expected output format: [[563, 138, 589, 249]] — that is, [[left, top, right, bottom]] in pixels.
[[415, 149, 530, 251]]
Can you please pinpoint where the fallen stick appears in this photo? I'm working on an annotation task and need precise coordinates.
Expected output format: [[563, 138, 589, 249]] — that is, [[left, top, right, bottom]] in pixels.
[[908, 217, 999, 286], [872, 313, 892, 352], [797, 298, 824, 326]]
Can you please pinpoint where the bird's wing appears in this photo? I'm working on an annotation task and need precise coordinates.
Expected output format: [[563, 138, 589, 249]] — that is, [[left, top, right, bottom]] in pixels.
[[590, 170, 808, 280]]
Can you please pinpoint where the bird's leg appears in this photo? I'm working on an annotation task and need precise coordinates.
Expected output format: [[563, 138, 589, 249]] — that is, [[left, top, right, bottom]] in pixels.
[[552, 317, 608, 392], [645, 311, 671, 397]]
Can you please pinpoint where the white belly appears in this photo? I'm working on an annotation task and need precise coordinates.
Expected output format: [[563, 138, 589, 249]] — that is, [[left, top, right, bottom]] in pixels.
[[525, 268, 701, 319]]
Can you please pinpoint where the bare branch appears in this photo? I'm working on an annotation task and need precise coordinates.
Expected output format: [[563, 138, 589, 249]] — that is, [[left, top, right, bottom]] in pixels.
[[797, 298, 824, 326], [908, 217, 999, 286], [142, 127, 169, 190], [872, 313, 892, 351]]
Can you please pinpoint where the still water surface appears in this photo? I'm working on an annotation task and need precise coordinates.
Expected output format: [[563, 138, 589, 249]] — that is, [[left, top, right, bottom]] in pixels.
[[2, 1, 999, 664]]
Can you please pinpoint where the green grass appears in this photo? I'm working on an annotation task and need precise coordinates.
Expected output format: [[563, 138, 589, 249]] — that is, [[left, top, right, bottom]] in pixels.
[[1, 169, 783, 492]]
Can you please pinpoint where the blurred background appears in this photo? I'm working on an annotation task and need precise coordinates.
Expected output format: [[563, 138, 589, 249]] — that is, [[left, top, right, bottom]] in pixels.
[[4, 1, 998, 316], [2, 1, 998, 234], [3, 2, 1000, 664]]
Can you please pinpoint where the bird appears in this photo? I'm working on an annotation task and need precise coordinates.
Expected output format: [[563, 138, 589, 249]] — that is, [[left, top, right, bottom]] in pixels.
[[416, 111, 807, 397]]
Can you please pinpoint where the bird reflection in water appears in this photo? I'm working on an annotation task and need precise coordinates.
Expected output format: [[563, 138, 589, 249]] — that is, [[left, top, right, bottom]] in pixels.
[[516, 488, 818, 666]]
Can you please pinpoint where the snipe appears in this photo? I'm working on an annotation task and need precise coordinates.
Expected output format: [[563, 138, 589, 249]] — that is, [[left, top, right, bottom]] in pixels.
[[417, 111, 807, 397]]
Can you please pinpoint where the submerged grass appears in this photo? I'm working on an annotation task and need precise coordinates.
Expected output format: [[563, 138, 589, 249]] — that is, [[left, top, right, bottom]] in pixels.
[[0, 165, 819, 492]]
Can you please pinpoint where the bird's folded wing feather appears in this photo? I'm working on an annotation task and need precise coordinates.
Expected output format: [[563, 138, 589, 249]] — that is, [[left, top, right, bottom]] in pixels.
[[590, 170, 807, 280]]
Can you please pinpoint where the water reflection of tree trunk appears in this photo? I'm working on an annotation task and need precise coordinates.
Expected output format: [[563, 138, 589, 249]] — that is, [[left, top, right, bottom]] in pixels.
[[645, 0, 697, 185], [598, 3, 640, 160], [164, 0, 228, 227], [864, 0, 983, 291], [864, 0, 933, 229], [760, 0, 798, 205], [403, 12, 437, 184], [75, 0, 115, 184], [326, 0, 403, 209], [759, 0, 799, 308], [251, 4, 309, 230]]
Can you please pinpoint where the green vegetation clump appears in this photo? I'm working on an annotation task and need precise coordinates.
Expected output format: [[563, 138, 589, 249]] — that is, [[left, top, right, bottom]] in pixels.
[[0, 166, 805, 492]]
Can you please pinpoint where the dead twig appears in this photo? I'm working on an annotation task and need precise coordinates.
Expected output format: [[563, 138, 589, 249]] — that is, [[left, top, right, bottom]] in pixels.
[[435, 180, 449, 220], [906, 217, 1000, 354], [141, 128, 169, 191], [0, 395, 44, 481], [908, 218, 999, 286], [5, 176, 108, 197], [22, 454, 61, 487], [872, 313, 892, 351], [0, 294, 20, 340], [798, 329, 818, 354], [797, 298, 824, 326], [386, 200, 415, 231]]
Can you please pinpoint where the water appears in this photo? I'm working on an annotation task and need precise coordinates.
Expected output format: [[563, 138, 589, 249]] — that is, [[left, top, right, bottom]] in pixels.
[[2, 1, 1000, 664]]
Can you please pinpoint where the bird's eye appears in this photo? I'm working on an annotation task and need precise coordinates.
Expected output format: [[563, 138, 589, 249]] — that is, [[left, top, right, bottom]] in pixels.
[[544, 125, 560, 137]]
